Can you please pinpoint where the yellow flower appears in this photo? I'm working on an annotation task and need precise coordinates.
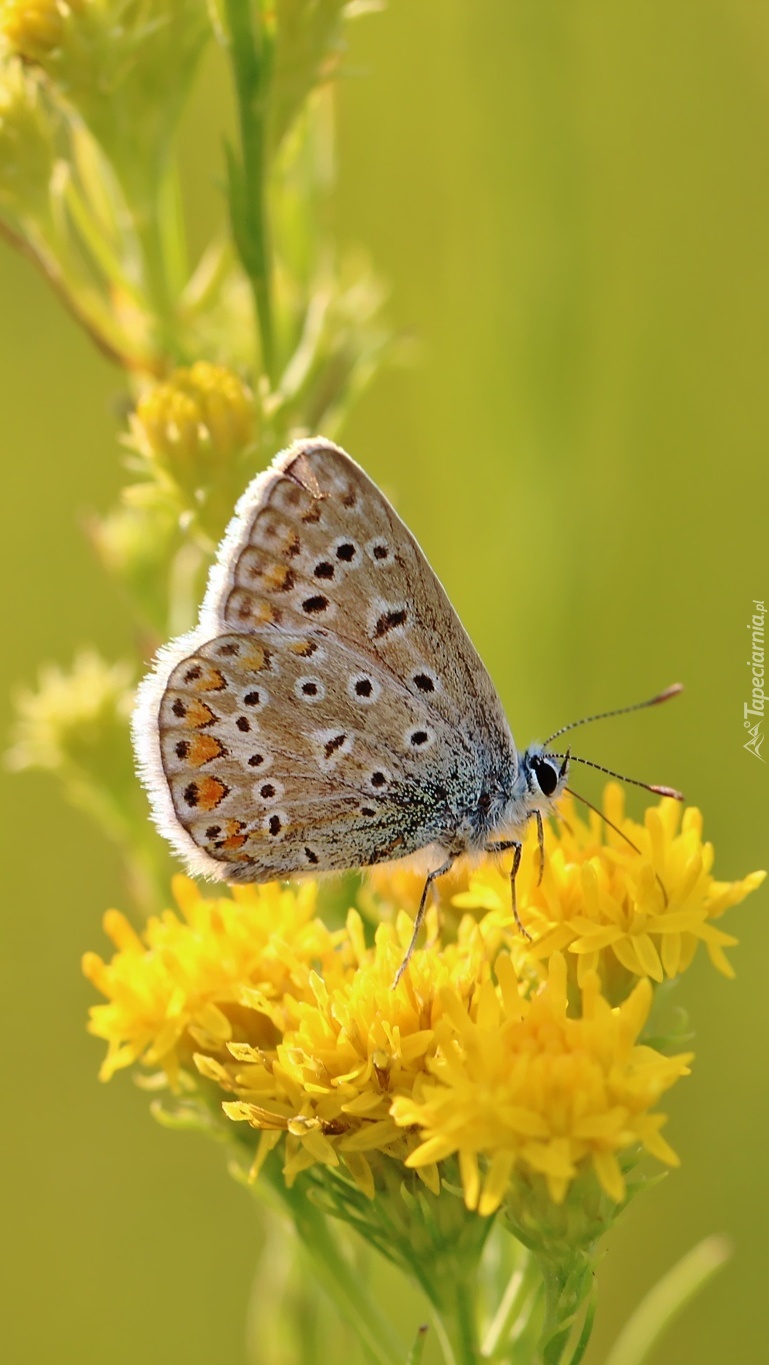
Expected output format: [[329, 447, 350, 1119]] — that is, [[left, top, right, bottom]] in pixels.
[[453, 786, 765, 993], [84, 794, 761, 1224], [83, 875, 347, 1086], [393, 953, 693, 1215], [128, 362, 257, 534], [1, 1, 209, 170], [134, 362, 255, 466], [220, 907, 490, 1198], [362, 857, 474, 923], [8, 650, 133, 777], [1, 0, 71, 63]]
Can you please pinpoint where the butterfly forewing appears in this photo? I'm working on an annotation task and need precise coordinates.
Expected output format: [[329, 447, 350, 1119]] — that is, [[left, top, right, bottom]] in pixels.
[[136, 440, 517, 881]]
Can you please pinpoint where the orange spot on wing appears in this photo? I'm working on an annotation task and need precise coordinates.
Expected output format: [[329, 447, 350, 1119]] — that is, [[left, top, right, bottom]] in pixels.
[[264, 563, 293, 591], [220, 833, 248, 851], [229, 590, 276, 626], [241, 642, 271, 672], [198, 667, 227, 692], [187, 734, 225, 766], [185, 700, 217, 728], [196, 776, 229, 811]]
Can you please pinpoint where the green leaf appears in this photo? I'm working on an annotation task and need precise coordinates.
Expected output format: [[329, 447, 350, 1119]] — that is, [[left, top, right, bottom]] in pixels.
[[405, 1324, 429, 1365], [605, 1236, 732, 1365]]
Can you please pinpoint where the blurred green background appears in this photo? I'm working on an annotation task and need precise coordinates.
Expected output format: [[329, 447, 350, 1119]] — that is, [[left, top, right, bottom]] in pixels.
[[2, 2, 768, 1361]]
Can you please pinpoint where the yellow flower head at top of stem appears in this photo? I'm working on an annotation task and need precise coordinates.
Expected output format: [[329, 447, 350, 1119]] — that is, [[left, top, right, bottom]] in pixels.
[[83, 788, 763, 1217], [393, 952, 691, 1214], [82, 875, 349, 1088], [1, 1, 209, 179], [8, 650, 133, 777], [0, 0, 82, 64], [451, 786, 765, 996], [217, 908, 492, 1199], [135, 363, 255, 465], [129, 362, 256, 528]]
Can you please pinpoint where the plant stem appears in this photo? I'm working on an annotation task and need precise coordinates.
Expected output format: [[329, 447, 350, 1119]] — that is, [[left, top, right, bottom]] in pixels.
[[541, 1260, 574, 1365], [223, 0, 276, 381], [277, 1187, 406, 1365], [109, 153, 181, 364], [605, 1235, 731, 1365], [537, 1251, 597, 1365], [482, 1253, 540, 1360], [433, 1273, 479, 1365]]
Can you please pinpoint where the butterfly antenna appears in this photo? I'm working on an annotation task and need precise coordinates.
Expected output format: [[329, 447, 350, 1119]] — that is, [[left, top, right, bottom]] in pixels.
[[543, 683, 683, 747], [565, 785, 669, 905], [554, 752, 684, 801]]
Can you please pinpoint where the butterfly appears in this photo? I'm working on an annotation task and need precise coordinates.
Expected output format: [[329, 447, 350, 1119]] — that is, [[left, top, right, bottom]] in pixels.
[[133, 438, 679, 975]]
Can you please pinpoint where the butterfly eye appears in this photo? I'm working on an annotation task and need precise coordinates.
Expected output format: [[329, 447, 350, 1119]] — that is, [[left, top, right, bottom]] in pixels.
[[533, 757, 559, 798]]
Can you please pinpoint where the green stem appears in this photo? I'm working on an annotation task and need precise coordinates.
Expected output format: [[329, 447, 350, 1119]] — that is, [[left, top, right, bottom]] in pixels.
[[482, 1252, 540, 1361], [605, 1236, 731, 1365], [277, 1186, 406, 1365], [130, 195, 178, 357], [223, 0, 276, 380], [566, 1286, 597, 1365], [536, 1250, 597, 1365], [540, 1260, 574, 1365], [113, 152, 181, 362], [432, 1274, 479, 1365], [405, 1325, 430, 1365]]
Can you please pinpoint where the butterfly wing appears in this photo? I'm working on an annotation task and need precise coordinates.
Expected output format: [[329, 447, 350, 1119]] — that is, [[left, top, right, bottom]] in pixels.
[[133, 439, 517, 881]]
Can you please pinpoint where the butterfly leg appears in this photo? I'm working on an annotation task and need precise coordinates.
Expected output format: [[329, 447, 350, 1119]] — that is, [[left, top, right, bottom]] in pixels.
[[393, 854, 456, 987], [484, 839, 532, 940], [535, 810, 545, 886]]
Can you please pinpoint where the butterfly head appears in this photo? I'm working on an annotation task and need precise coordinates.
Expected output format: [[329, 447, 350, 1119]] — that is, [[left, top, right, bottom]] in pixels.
[[519, 744, 570, 819]]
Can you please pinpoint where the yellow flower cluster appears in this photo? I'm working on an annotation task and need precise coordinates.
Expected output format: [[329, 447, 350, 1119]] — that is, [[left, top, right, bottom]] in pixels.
[[394, 953, 689, 1212], [8, 651, 133, 775], [127, 362, 257, 535], [84, 791, 763, 1217], [0, 0, 82, 65], [218, 910, 489, 1199], [134, 362, 255, 467], [449, 786, 764, 996], [83, 876, 347, 1087]]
